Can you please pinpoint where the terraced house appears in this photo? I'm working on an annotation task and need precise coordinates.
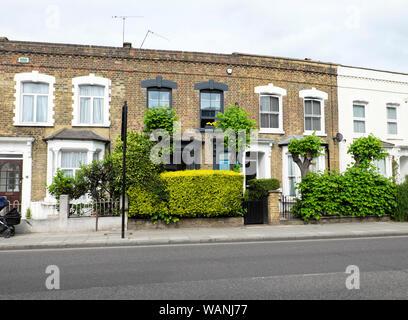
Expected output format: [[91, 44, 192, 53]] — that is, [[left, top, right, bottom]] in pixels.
[[338, 66, 408, 182], [0, 37, 339, 219]]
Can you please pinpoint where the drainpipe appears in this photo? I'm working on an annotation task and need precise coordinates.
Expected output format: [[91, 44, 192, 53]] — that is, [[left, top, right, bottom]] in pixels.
[[325, 144, 331, 172]]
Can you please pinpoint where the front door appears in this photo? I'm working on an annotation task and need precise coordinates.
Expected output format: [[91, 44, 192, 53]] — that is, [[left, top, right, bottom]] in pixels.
[[0, 159, 23, 206]]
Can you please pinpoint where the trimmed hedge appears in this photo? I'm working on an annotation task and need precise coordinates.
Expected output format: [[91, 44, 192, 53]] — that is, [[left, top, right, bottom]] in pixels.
[[292, 167, 397, 221], [244, 179, 280, 201], [395, 177, 408, 222], [162, 170, 244, 217], [128, 184, 168, 217]]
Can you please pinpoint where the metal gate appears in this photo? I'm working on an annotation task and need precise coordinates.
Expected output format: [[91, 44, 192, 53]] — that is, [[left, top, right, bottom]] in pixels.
[[243, 198, 268, 225], [279, 195, 297, 220]]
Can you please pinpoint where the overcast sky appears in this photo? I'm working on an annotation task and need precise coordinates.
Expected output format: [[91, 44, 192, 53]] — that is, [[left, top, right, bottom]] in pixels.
[[2, 0, 408, 73]]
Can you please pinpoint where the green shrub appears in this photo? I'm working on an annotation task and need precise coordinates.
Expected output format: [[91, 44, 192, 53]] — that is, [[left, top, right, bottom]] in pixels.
[[112, 131, 165, 195], [48, 168, 87, 200], [395, 177, 408, 222], [244, 179, 280, 201], [293, 167, 396, 221], [162, 170, 244, 217], [143, 106, 178, 134]]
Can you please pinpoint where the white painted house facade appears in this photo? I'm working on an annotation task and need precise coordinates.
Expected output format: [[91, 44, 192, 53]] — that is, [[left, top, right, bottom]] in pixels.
[[337, 66, 408, 182]]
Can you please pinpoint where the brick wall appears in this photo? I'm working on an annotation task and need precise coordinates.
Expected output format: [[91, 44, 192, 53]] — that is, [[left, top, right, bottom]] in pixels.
[[0, 38, 339, 201]]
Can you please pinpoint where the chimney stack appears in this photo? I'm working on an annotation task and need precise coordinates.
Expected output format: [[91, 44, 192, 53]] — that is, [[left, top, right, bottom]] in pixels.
[[123, 42, 132, 48]]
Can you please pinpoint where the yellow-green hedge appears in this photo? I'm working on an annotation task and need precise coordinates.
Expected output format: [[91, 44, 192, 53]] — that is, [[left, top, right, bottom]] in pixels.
[[128, 184, 168, 217], [161, 170, 244, 217]]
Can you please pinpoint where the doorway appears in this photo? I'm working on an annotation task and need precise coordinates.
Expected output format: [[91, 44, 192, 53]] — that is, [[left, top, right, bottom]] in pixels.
[[0, 159, 23, 206]]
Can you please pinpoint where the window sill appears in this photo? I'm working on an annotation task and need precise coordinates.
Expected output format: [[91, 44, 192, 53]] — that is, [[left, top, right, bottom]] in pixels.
[[386, 136, 403, 141], [303, 131, 327, 137], [72, 123, 111, 128], [14, 122, 54, 127], [259, 129, 285, 135]]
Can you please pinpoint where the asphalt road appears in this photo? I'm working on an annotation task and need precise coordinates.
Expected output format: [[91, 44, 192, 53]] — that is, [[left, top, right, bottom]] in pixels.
[[0, 236, 408, 300]]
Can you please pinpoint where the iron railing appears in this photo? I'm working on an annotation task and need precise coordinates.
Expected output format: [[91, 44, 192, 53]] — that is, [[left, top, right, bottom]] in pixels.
[[279, 195, 298, 220], [69, 198, 121, 218]]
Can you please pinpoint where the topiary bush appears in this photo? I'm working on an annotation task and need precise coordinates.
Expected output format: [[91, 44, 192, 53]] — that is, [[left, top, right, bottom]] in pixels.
[[162, 170, 244, 218], [292, 167, 396, 221], [244, 179, 280, 201]]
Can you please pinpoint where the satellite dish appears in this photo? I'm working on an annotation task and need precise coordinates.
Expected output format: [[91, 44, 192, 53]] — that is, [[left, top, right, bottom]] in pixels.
[[334, 133, 343, 143]]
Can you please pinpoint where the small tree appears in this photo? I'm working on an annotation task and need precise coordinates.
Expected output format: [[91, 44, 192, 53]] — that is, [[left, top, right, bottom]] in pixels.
[[78, 153, 121, 202], [288, 133, 325, 178], [215, 104, 257, 150], [347, 134, 387, 168], [215, 104, 257, 170]]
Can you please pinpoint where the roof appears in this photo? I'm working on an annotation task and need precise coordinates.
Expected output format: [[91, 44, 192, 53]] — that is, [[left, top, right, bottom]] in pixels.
[[0, 38, 336, 72], [44, 129, 110, 143], [381, 141, 395, 148], [278, 135, 329, 146], [278, 135, 305, 146]]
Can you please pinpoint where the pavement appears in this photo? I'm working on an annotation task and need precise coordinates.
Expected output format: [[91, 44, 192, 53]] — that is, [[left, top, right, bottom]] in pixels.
[[1, 221, 408, 250]]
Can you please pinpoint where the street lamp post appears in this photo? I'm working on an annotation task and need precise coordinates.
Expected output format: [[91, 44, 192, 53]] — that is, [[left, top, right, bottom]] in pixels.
[[121, 101, 128, 239]]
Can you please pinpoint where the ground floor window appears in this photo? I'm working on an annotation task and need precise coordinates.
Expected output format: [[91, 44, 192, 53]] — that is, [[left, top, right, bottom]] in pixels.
[[283, 147, 325, 197], [165, 141, 201, 171], [373, 158, 387, 177], [60, 151, 87, 177]]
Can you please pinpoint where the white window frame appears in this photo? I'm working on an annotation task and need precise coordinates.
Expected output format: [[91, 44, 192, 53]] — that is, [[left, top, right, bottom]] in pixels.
[[72, 74, 111, 127], [60, 150, 88, 177], [352, 101, 368, 135], [255, 83, 286, 134], [299, 88, 328, 137], [386, 103, 399, 137], [13, 71, 55, 127]]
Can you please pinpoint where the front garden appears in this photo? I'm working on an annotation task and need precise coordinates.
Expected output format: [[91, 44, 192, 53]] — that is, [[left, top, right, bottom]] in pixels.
[[47, 104, 408, 225], [289, 134, 407, 222]]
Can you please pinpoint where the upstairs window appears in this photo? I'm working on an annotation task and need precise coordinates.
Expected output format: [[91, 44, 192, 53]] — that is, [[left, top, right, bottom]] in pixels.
[[14, 71, 55, 127], [304, 99, 322, 132], [21, 82, 49, 123], [194, 79, 229, 129], [200, 90, 223, 128], [387, 104, 398, 135], [79, 85, 105, 125], [353, 104, 366, 133], [299, 88, 327, 136], [260, 96, 280, 129], [147, 87, 171, 108], [72, 74, 111, 127], [255, 83, 286, 133], [141, 76, 178, 109]]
